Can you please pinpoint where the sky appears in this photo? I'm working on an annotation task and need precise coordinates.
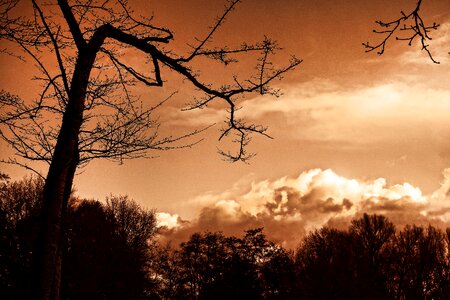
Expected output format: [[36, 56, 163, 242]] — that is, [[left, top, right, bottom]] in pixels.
[[1, 0, 450, 248]]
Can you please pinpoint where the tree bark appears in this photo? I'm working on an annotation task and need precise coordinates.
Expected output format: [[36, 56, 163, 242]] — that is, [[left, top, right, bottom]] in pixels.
[[32, 49, 98, 300]]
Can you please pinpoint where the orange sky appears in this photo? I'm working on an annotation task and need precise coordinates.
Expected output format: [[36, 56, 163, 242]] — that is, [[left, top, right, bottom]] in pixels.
[[1, 0, 450, 245]]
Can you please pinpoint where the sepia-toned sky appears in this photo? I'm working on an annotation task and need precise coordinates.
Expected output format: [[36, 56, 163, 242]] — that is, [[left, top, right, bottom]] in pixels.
[[1, 0, 450, 247]]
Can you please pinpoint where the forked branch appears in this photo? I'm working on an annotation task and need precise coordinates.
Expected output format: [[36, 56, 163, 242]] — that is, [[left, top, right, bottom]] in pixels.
[[363, 0, 441, 64]]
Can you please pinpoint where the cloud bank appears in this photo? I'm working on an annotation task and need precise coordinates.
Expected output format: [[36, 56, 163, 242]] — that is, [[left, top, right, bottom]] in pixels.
[[167, 71, 450, 160], [157, 168, 450, 249]]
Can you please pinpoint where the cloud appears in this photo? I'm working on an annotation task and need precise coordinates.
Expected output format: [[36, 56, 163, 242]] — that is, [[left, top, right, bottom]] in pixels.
[[165, 76, 450, 152], [156, 212, 183, 230], [157, 168, 450, 249], [246, 81, 450, 146]]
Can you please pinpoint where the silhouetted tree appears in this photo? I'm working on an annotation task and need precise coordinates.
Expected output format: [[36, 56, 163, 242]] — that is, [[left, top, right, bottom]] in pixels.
[[258, 242, 295, 299], [104, 195, 159, 298], [392, 225, 448, 299], [293, 215, 398, 299], [105, 195, 157, 257], [349, 213, 395, 299], [63, 200, 117, 299], [0, 1, 299, 297], [0, 175, 43, 299], [177, 231, 258, 299], [147, 243, 187, 299], [0, 176, 159, 299], [444, 228, 450, 297], [0, 175, 44, 226], [234, 228, 295, 299], [4, 177, 450, 300], [294, 227, 354, 300], [63, 197, 158, 299], [155, 228, 295, 299]]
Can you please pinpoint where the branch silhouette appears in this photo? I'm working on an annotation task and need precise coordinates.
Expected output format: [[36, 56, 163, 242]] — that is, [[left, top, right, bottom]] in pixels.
[[0, 1, 300, 298], [363, 0, 441, 64]]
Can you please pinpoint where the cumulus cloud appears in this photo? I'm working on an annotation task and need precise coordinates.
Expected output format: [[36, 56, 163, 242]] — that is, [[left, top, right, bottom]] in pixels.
[[157, 168, 450, 249], [156, 212, 183, 230]]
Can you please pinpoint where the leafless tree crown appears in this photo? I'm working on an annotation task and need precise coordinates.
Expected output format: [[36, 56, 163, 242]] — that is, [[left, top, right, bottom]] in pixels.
[[0, 0, 301, 173]]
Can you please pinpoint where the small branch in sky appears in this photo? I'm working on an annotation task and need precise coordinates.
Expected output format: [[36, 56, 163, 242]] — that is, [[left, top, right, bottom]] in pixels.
[[363, 0, 441, 64]]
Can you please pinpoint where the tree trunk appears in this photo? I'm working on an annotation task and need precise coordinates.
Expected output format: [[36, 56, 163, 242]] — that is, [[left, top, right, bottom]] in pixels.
[[32, 49, 98, 300]]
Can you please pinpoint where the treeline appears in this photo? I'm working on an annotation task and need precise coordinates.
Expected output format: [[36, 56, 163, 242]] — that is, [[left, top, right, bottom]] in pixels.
[[0, 176, 157, 299], [1, 176, 450, 299]]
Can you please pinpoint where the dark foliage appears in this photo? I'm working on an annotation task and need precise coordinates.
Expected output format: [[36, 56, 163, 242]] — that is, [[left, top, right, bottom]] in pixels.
[[0, 175, 43, 299], [293, 214, 450, 300], [149, 229, 295, 299], [0, 177, 157, 300], [63, 198, 157, 300], [294, 228, 354, 300], [2, 178, 450, 299]]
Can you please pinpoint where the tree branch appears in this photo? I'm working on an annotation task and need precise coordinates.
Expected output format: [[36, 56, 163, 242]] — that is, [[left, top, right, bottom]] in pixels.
[[363, 0, 440, 64], [32, 0, 70, 96], [57, 0, 86, 50], [184, 0, 240, 62]]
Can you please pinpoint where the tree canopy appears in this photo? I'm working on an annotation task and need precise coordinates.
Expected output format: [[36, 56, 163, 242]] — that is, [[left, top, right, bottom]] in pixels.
[[2, 177, 450, 299]]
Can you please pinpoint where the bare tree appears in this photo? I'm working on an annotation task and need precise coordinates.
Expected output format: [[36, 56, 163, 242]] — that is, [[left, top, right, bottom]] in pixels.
[[363, 0, 446, 64], [0, 0, 300, 298]]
